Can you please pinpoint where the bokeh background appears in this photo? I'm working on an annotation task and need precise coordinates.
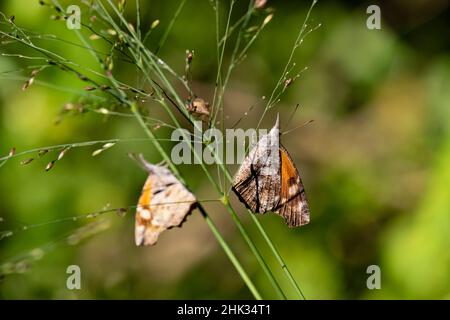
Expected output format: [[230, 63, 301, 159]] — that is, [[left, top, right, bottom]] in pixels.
[[0, 0, 449, 299]]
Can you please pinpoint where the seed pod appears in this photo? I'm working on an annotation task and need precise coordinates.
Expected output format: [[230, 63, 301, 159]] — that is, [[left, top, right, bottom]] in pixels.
[[284, 78, 293, 88], [63, 103, 75, 111], [118, 0, 126, 12], [92, 146, 107, 156], [22, 78, 33, 91], [254, 0, 267, 9], [78, 74, 88, 81], [263, 14, 273, 26], [98, 108, 109, 115], [8, 147, 16, 157], [0, 230, 13, 240], [246, 26, 258, 33], [15, 261, 30, 274], [102, 142, 116, 149], [92, 142, 115, 156], [38, 149, 49, 157], [91, 149, 103, 157], [45, 160, 56, 171], [20, 158, 34, 165], [151, 20, 160, 29], [116, 208, 127, 218], [186, 50, 193, 63], [57, 148, 69, 160]]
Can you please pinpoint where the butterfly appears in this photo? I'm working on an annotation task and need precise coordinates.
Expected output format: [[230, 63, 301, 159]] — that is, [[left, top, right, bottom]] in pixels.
[[232, 115, 310, 227], [133, 154, 197, 246]]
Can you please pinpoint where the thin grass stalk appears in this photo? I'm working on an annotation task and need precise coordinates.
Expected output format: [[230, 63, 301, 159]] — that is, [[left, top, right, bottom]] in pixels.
[[257, 0, 318, 129], [250, 215, 306, 299], [218, 160, 306, 299], [155, 0, 187, 54]]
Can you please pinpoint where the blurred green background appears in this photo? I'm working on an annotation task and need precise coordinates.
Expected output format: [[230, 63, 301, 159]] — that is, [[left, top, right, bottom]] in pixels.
[[0, 0, 449, 299]]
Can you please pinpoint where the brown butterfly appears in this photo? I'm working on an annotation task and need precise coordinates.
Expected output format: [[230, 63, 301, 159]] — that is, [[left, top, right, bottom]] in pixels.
[[133, 154, 197, 246], [232, 116, 310, 227]]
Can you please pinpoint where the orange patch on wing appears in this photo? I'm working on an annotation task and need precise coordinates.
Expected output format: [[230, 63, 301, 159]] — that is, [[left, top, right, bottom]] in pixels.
[[138, 178, 152, 212], [280, 147, 299, 202]]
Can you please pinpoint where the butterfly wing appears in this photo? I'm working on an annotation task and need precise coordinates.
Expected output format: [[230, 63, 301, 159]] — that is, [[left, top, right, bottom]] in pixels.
[[232, 120, 281, 213], [274, 145, 310, 227], [232, 117, 310, 227], [135, 164, 196, 246], [232, 152, 280, 213]]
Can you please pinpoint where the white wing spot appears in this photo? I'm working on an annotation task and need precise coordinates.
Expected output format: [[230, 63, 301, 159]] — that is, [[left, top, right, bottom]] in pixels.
[[140, 209, 151, 220]]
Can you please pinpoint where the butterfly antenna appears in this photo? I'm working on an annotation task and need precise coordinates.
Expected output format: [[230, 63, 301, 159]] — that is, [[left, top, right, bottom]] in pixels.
[[281, 119, 314, 135], [231, 104, 256, 129], [157, 159, 168, 167], [284, 104, 301, 129], [128, 152, 144, 169], [128, 153, 153, 172]]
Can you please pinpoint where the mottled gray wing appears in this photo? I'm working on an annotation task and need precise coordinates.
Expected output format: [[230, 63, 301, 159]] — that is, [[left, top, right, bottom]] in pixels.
[[232, 118, 281, 213]]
